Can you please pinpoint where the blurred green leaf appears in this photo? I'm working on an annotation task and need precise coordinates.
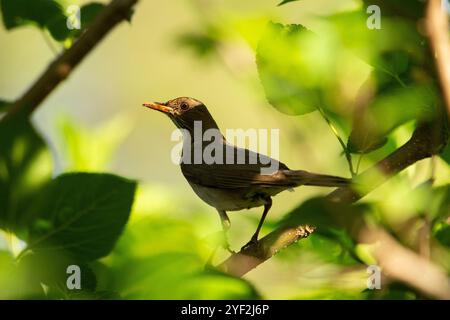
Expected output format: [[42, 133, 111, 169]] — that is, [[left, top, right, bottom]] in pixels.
[[427, 185, 450, 220], [24, 173, 136, 261], [57, 114, 133, 172], [440, 142, 450, 165], [176, 24, 221, 58], [110, 215, 259, 299], [1, 0, 108, 42], [279, 196, 366, 234], [362, 0, 426, 21], [434, 222, 450, 248], [278, 0, 301, 6], [348, 85, 438, 153], [0, 250, 45, 299], [277, 197, 368, 264], [0, 99, 11, 112], [0, 116, 53, 232], [47, 2, 106, 42], [113, 251, 259, 299], [256, 23, 319, 115], [19, 251, 97, 297], [365, 282, 417, 300], [0, 0, 64, 30]]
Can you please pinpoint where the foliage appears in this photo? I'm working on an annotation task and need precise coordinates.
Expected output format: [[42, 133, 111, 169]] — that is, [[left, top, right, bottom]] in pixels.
[[0, 0, 449, 300], [0, 0, 106, 42]]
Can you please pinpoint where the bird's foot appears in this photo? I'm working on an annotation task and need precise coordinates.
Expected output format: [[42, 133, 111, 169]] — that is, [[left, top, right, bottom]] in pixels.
[[241, 237, 258, 251]]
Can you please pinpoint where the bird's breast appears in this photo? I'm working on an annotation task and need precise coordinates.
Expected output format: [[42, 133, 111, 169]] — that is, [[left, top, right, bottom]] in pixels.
[[187, 182, 266, 211]]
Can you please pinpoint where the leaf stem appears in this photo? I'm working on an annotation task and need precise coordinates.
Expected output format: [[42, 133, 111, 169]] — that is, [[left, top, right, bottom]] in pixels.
[[316, 105, 355, 177], [356, 153, 364, 175], [41, 31, 60, 56]]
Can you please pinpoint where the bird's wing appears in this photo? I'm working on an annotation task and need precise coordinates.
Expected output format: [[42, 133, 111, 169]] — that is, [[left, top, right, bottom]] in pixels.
[[180, 144, 292, 189]]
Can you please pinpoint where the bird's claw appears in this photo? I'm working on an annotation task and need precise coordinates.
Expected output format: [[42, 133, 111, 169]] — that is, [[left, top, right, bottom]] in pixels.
[[241, 237, 258, 251]]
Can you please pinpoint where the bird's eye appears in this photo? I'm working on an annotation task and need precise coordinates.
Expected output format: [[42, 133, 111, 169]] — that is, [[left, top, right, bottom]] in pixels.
[[180, 103, 189, 111]]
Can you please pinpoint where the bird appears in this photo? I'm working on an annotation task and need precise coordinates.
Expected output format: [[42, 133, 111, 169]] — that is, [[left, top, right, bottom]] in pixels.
[[143, 97, 350, 250]]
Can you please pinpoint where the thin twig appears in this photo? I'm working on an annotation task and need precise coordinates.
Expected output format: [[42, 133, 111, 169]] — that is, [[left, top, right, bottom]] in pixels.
[[1, 0, 139, 123], [316, 105, 355, 177], [41, 31, 60, 56]]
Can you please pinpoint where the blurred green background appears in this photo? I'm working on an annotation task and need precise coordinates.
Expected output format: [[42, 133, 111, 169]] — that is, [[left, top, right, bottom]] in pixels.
[[0, 0, 449, 299]]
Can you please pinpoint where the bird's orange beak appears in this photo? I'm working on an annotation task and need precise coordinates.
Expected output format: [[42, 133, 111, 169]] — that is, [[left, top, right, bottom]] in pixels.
[[142, 101, 173, 114]]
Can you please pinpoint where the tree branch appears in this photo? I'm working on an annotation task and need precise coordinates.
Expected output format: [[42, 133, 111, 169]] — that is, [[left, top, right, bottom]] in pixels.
[[218, 225, 315, 277], [426, 0, 450, 118], [1, 0, 139, 122], [218, 124, 446, 276], [359, 227, 450, 299]]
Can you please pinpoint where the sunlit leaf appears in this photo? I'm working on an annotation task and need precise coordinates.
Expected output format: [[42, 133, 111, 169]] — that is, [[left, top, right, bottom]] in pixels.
[[434, 222, 450, 248], [0, 250, 45, 299], [110, 215, 259, 299], [57, 114, 133, 172], [256, 23, 319, 115]]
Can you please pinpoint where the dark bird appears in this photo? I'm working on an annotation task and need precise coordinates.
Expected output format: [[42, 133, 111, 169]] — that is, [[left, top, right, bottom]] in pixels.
[[143, 97, 350, 250]]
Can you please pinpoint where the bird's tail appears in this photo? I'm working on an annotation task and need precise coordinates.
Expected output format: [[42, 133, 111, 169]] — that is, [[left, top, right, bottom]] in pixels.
[[283, 170, 350, 187]]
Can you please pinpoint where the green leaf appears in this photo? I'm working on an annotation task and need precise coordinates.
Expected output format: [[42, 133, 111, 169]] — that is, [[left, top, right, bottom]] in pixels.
[[109, 215, 260, 299], [0, 99, 11, 112], [25, 173, 136, 261], [348, 85, 438, 153], [362, 0, 426, 21], [434, 222, 450, 248], [0, 0, 64, 30], [440, 141, 450, 165], [0, 116, 53, 232], [278, 196, 366, 233], [256, 23, 320, 115], [0, 250, 45, 299], [47, 2, 106, 42], [177, 32, 219, 58], [19, 251, 97, 297], [1, 0, 108, 42], [277, 197, 368, 264], [278, 0, 301, 6]]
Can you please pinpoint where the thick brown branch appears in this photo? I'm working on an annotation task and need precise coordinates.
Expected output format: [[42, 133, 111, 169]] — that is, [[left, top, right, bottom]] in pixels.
[[426, 0, 450, 118], [218, 124, 446, 277], [359, 227, 450, 299], [1, 0, 139, 122]]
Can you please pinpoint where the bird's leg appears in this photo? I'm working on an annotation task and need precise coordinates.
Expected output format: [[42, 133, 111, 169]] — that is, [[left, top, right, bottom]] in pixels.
[[217, 210, 233, 253], [242, 196, 272, 250]]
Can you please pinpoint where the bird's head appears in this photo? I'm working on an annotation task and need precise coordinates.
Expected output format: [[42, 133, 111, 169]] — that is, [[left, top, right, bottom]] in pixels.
[[143, 97, 219, 133]]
